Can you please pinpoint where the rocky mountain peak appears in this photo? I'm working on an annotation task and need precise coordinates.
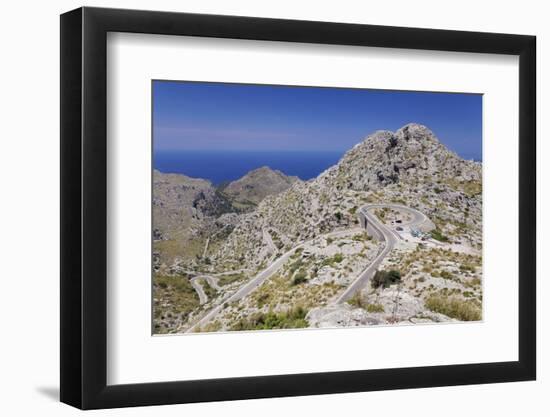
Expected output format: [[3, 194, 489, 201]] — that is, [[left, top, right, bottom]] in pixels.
[[352, 124, 442, 160], [248, 165, 278, 175], [331, 123, 478, 190], [220, 166, 300, 210], [395, 123, 441, 143]]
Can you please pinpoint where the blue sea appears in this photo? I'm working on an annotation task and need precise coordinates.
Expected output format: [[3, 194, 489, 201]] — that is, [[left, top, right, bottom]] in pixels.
[[154, 150, 344, 185]]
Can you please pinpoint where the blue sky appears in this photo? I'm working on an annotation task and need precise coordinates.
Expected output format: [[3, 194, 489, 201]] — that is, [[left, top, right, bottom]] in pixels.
[[153, 81, 482, 160]]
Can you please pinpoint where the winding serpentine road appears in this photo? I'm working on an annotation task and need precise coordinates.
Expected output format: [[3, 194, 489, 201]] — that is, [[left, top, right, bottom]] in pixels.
[[186, 204, 431, 331], [186, 228, 362, 332], [334, 204, 429, 303], [263, 228, 278, 253], [190, 275, 222, 305]]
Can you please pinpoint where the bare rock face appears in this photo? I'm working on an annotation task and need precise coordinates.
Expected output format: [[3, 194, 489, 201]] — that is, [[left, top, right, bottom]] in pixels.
[[306, 293, 455, 328], [306, 305, 382, 327], [220, 166, 299, 211], [153, 170, 230, 241], [334, 123, 481, 190]]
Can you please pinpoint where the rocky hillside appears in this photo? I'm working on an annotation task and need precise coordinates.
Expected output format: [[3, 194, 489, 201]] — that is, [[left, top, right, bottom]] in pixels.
[[153, 167, 301, 266], [332, 124, 482, 235], [155, 123, 484, 333], [153, 170, 232, 239], [220, 166, 299, 211], [206, 124, 482, 272], [153, 170, 233, 264], [335, 124, 480, 189]]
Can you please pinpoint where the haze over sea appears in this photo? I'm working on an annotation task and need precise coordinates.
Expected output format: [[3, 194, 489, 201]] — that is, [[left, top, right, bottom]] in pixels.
[[154, 150, 344, 185]]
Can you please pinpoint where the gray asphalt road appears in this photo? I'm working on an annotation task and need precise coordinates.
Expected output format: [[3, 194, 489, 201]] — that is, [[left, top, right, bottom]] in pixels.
[[190, 275, 222, 305], [202, 238, 210, 258], [190, 277, 208, 305], [186, 228, 362, 333], [197, 275, 222, 291], [185, 203, 429, 331], [263, 228, 277, 253], [334, 204, 428, 303], [186, 246, 297, 332]]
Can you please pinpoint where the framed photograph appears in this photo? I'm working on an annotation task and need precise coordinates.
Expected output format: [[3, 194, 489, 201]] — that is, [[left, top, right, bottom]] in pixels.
[[60, 6, 536, 409]]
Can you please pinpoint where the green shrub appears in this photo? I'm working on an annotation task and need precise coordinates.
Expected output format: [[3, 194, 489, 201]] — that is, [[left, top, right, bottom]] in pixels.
[[230, 306, 309, 331], [292, 269, 308, 285], [440, 270, 454, 280], [256, 292, 271, 308], [288, 259, 303, 275], [460, 263, 476, 273], [321, 253, 344, 267], [372, 269, 402, 288], [431, 229, 449, 242], [347, 292, 364, 308], [466, 277, 481, 288]]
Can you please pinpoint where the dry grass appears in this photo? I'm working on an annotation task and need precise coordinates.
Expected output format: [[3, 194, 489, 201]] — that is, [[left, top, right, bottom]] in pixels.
[[366, 303, 385, 313], [153, 274, 200, 333], [425, 295, 481, 321], [218, 272, 246, 286], [154, 238, 204, 264]]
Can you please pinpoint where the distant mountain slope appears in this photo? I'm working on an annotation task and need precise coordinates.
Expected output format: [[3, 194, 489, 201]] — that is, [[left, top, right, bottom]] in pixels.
[[153, 166, 301, 266], [153, 170, 234, 264], [220, 166, 300, 211], [153, 170, 229, 239]]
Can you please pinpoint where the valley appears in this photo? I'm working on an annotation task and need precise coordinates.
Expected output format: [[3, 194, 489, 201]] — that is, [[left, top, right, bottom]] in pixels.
[[153, 124, 483, 334]]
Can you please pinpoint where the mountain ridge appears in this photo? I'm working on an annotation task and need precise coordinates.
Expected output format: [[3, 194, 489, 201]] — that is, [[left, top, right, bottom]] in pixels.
[[205, 123, 481, 272]]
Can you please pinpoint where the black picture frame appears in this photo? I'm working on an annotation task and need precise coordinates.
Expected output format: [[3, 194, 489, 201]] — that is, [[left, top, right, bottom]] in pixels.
[[60, 6, 536, 410]]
